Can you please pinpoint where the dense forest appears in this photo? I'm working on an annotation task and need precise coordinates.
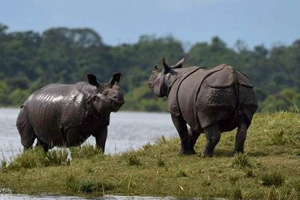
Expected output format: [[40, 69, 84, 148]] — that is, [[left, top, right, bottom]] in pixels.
[[0, 23, 300, 112]]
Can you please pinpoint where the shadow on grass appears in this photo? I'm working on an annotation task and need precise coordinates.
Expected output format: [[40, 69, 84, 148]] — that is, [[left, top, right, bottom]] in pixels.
[[213, 149, 268, 158]]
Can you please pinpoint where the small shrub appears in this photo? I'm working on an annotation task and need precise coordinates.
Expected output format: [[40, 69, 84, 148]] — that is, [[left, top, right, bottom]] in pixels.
[[232, 153, 252, 168], [261, 172, 285, 187]]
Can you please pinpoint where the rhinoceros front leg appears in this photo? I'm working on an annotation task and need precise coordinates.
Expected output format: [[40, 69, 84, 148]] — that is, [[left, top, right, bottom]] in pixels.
[[202, 124, 220, 157], [171, 115, 196, 155], [36, 139, 49, 152], [93, 126, 108, 153], [235, 115, 248, 153]]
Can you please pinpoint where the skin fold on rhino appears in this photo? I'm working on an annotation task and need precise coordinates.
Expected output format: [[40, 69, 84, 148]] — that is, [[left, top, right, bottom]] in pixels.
[[148, 57, 258, 157], [16, 73, 125, 154]]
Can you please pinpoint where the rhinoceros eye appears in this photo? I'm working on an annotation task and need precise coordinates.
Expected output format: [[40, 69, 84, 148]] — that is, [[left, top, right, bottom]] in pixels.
[[103, 91, 108, 96]]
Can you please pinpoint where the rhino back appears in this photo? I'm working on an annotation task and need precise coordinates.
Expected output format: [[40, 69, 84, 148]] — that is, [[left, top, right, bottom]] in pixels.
[[24, 82, 93, 145]]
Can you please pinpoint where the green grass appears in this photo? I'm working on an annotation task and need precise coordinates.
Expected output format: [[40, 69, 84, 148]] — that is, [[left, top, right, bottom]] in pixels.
[[0, 112, 300, 199]]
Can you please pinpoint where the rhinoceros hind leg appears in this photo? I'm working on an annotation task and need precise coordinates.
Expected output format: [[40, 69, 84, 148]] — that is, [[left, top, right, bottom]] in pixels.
[[201, 125, 220, 157], [187, 127, 200, 154], [235, 115, 248, 153], [171, 115, 196, 155], [16, 108, 36, 151]]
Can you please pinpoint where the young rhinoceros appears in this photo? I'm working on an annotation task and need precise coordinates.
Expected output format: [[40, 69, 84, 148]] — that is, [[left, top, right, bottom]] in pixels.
[[148, 58, 258, 157], [16, 73, 125, 153]]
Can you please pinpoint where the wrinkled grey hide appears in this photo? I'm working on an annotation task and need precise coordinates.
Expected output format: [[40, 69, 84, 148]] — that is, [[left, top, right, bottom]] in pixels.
[[148, 58, 258, 157], [16, 73, 125, 152]]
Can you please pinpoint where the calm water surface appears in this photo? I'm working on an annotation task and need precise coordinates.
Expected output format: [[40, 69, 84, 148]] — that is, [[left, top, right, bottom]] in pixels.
[[0, 108, 177, 160]]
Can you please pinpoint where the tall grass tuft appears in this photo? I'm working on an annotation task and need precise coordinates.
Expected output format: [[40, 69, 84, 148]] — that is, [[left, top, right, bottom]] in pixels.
[[1, 147, 70, 171], [156, 153, 165, 167], [71, 144, 103, 159], [270, 130, 288, 145], [66, 175, 116, 194], [230, 186, 243, 200], [0, 160, 7, 172], [261, 172, 285, 187], [157, 136, 167, 145], [46, 148, 68, 165], [3, 147, 48, 170], [78, 180, 97, 193], [123, 151, 141, 166], [232, 153, 252, 168]]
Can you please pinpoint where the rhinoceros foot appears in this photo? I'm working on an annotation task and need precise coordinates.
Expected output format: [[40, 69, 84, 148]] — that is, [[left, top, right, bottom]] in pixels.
[[234, 149, 245, 154], [200, 151, 214, 158], [179, 149, 196, 155]]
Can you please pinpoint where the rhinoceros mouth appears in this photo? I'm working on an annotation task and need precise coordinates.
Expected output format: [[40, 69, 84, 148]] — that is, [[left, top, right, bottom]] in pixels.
[[111, 100, 125, 112]]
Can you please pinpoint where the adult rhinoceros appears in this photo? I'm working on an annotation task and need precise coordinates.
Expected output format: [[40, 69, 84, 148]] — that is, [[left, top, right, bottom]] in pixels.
[[16, 73, 124, 153], [148, 58, 258, 157]]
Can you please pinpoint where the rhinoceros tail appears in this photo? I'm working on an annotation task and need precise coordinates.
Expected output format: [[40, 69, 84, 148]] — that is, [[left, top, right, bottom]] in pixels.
[[231, 67, 240, 119]]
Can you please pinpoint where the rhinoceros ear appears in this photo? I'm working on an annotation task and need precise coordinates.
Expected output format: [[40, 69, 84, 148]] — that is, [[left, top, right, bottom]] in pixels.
[[173, 58, 186, 69], [162, 57, 171, 73], [86, 74, 100, 87], [154, 65, 159, 72], [109, 72, 122, 85]]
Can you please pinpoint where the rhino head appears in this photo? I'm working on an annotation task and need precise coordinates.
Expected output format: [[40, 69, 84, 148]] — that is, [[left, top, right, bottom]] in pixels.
[[148, 57, 186, 97], [86, 73, 125, 115]]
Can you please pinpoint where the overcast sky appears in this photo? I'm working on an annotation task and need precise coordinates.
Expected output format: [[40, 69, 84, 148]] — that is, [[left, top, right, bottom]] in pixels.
[[0, 0, 299, 49]]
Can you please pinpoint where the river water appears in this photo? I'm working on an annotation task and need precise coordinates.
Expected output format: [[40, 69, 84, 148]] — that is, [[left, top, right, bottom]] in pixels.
[[0, 108, 177, 161]]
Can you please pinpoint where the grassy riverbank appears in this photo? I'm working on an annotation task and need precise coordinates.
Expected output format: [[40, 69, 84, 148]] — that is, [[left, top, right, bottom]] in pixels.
[[0, 112, 300, 199]]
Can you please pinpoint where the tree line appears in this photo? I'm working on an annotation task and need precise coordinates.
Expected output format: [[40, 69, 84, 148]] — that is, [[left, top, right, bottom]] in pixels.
[[0, 23, 300, 112]]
